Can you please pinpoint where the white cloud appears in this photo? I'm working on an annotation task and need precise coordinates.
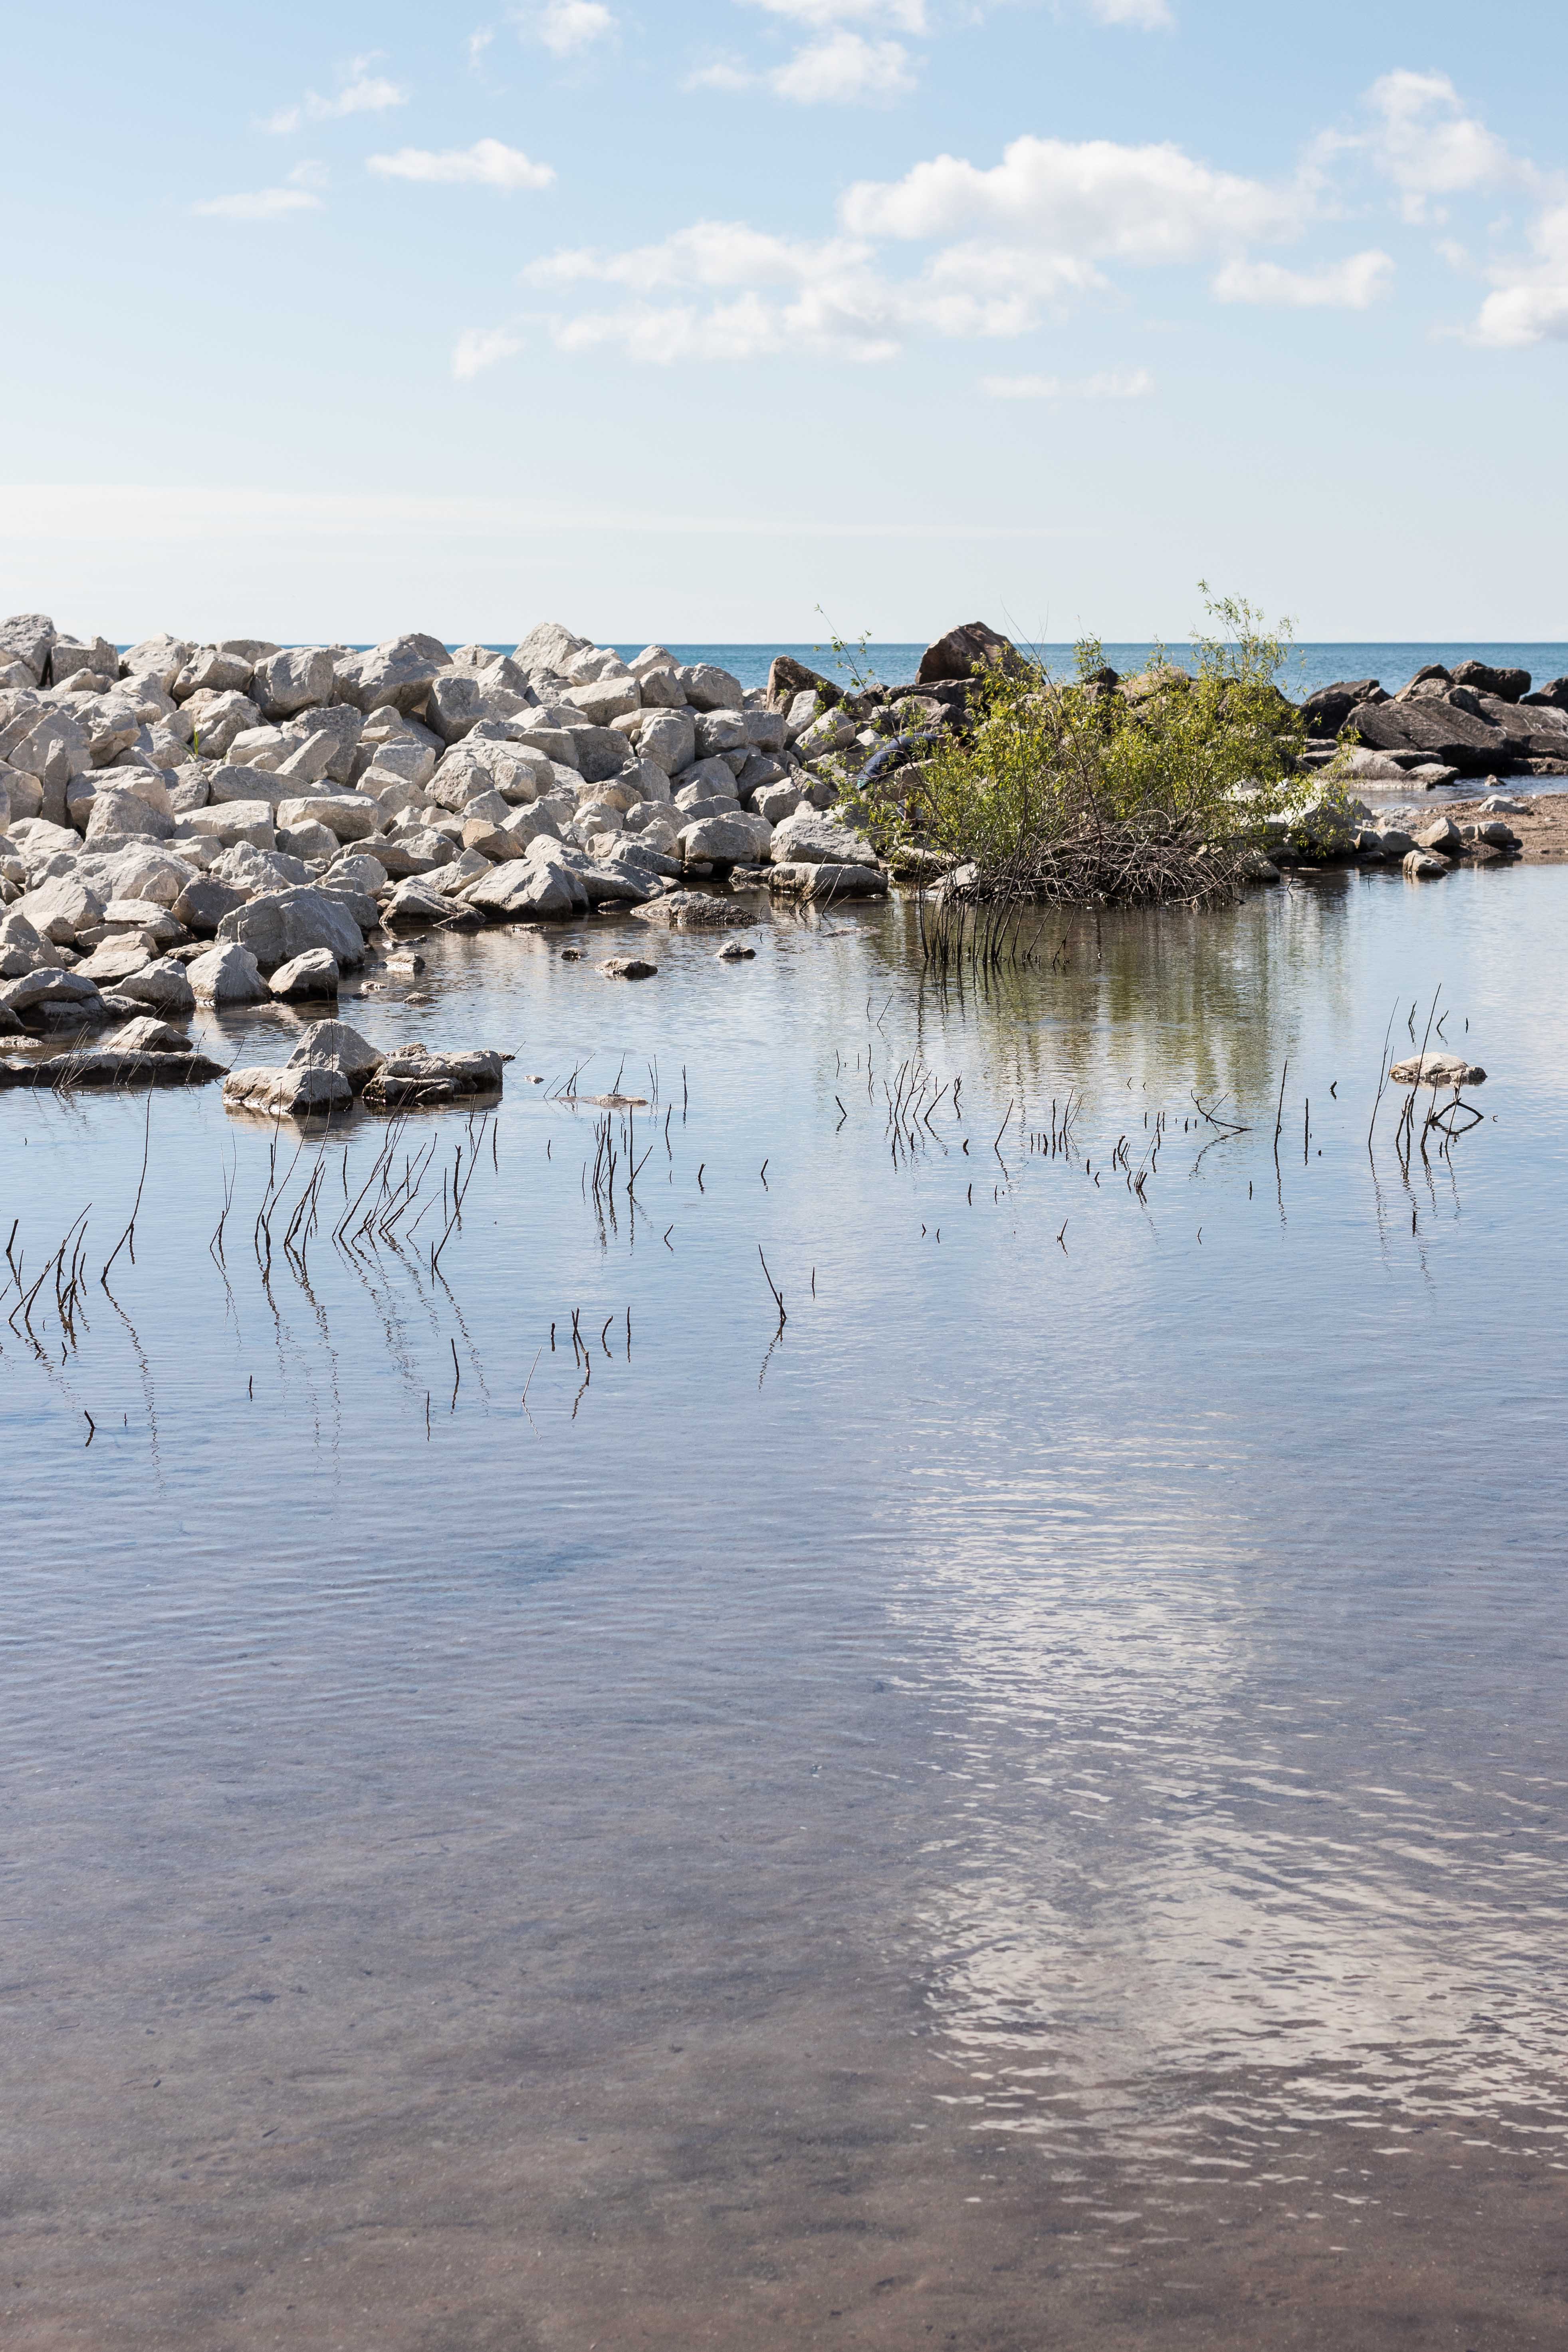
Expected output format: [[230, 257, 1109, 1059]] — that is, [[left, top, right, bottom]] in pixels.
[[525, 221, 873, 290], [1088, 0, 1172, 25], [841, 133, 1308, 260], [261, 58, 407, 135], [369, 139, 555, 191], [527, 0, 616, 56], [466, 26, 495, 66], [192, 162, 327, 222], [740, 0, 926, 25], [453, 327, 525, 380], [1360, 70, 1515, 225], [771, 30, 915, 103], [1471, 204, 1568, 347], [686, 59, 756, 91], [982, 367, 1155, 397], [1211, 248, 1394, 308]]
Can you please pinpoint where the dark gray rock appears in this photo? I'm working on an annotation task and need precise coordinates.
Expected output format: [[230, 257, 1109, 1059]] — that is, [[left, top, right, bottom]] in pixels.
[[916, 621, 1019, 686], [1346, 696, 1515, 777], [1299, 678, 1384, 734], [765, 654, 839, 714], [1450, 660, 1530, 703]]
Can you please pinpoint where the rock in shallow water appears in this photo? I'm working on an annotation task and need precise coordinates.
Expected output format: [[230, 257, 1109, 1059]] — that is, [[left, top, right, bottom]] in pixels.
[[628, 890, 753, 930], [285, 1019, 383, 1091], [361, 1047, 507, 1107], [188, 942, 268, 1003], [0, 1047, 223, 1089], [223, 1063, 353, 1116], [1390, 1051, 1487, 1085], [768, 861, 888, 901], [270, 948, 339, 1001]]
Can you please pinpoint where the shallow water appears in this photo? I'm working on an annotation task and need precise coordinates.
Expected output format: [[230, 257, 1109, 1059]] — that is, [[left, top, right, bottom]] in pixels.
[[2, 867, 1565, 2348]]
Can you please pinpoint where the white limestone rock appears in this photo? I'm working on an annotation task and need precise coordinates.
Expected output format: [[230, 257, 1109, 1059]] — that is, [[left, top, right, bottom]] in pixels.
[[189, 942, 268, 1003]]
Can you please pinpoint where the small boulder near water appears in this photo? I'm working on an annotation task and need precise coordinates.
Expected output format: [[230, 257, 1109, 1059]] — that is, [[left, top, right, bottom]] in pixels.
[[0, 1046, 224, 1090], [188, 942, 268, 1004], [629, 890, 753, 929], [598, 956, 657, 981], [285, 1019, 383, 1092], [769, 861, 888, 901], [270, 949, 340, 1001], [362, 1047, 507, 1107], [224, 1064, 353, 1117], [1390, 1051, 1486, 1085], [104, 1016, 194, 1055]]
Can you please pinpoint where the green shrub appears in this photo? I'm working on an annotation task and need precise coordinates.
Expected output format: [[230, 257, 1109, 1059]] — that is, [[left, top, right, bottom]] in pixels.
[[863, 589, 1341, 908]]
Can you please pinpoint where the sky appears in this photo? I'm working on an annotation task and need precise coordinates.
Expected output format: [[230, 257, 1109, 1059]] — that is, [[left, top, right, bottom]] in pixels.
[[4, 0, 1567, 646]]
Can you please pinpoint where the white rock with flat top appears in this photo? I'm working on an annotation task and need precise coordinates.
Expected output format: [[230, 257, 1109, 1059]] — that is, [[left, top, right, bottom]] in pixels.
[[224, 1063, 352, 1116]]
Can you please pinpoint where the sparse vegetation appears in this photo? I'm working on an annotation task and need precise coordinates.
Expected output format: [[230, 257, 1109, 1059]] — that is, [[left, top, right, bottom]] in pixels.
[[842, 590, 1346, 924]]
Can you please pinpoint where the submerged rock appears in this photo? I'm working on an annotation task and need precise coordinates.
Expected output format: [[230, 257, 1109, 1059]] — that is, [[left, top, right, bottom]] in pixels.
[[361, 1047, 507, 1106], [628, 890, 754, 929], [0, 1047, 223, 1089], [598, 956, 657, 980], [1390, 1051, 1487, 1085]]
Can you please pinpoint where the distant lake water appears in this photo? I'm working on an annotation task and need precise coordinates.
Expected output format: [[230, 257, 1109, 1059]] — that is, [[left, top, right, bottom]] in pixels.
[[610, 641, 1568, 697]]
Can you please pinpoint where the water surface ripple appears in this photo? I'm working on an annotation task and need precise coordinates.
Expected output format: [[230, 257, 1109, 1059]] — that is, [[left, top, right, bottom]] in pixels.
[[1, 867, 1564, 2348]]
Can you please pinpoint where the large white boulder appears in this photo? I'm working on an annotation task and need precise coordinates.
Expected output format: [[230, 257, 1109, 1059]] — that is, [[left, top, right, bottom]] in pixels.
[[181, 689, 262, 759], [0, 613, 56, 683], [216, 886, 367, 972], [678, 662, 745, 712], [678, 811, 773, 865], [286, 1018, 383, 1089], [768, 809, 876, 866], [224, 1063, 351, 1116], [335, 633, 449, 714], [251, 647, 333, 720], [276, 791, 381, 844], [188, 942, 268, 1003], [513, 621, 587, 676], [637, 710, 696, 774]]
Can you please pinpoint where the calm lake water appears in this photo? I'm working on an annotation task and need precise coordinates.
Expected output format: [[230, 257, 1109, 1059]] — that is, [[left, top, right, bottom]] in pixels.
[[2, 866, 1565, 2348], [622, 639, 1568, 700]]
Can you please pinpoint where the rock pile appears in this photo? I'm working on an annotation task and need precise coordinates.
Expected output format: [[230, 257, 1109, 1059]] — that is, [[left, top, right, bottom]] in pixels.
[[1297, 660, 1568, 782], [0, 613, 910, 1062]]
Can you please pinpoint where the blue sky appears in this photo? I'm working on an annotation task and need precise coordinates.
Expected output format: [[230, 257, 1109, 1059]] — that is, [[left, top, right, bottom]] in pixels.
[[4, 0, 1567, 644]]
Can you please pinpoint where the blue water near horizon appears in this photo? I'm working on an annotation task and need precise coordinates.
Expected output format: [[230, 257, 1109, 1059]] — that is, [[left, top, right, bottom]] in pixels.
[[610, 641, 1568, 699]]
